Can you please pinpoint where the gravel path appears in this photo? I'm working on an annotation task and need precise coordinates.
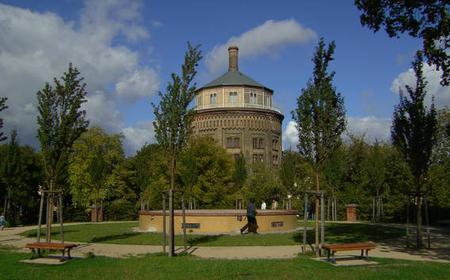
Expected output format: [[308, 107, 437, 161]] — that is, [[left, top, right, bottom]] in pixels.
[[1, 222, 449, 263]]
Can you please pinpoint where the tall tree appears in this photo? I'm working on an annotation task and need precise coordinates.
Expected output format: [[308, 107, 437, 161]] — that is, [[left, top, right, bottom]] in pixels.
[[232, 153, 247, 191], [37, 63, 89, 241], [0, 130, 42, 225], [1, 130, 20, 220], [152, 43, 202, 257], [292, 38, 346, 255], [391, 51, 437, 248], [0, 97, 7, 142], [427, 109, 450, 210], [69, 127, 124, 221], [355, 0, 449, 85], [179, 137, 234, 209]]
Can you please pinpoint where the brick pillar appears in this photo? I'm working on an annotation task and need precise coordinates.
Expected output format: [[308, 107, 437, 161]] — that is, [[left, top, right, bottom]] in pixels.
[[346, 204, 358, 222], [228, 46, 239, 71]]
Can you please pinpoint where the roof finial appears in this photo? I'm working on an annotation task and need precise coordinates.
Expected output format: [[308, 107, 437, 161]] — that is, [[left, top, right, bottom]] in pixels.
[[228, 46, 239, 72]]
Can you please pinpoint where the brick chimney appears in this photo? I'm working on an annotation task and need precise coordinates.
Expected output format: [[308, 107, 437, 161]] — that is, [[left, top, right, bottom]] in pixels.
[[228, 46, 239, 72]]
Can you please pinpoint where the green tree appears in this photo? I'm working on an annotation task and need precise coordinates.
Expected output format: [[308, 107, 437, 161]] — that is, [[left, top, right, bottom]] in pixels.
[[426, 109, 450, 209], [106, 159, 139, 221], [0, 97, 7, 142], [134, 144, 169, 210], [245, 162, 285, 207], [355, 0, 449, 85], [69, 127, 124, 221], [178, 137, 234, 208], [0, 130, 43, 226], [151, 43, 202, 256], [280, 151, 314, 197], [291, 38, 346, 255], [37, 63, 89, 240], [391, 51, 437, 248], [232, 153, 247, 191]]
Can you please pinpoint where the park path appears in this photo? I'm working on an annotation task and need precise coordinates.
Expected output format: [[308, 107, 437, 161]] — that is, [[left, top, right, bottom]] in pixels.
[[1, 222, 449, 263]]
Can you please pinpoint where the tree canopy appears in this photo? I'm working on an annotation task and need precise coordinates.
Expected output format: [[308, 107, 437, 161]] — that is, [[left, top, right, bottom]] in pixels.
[[355, 0, 449, 85], [69, 127, 124, 212], [391, 51, 437, 248], [37, 63, 89, 192], [0, 97, 7, 142]]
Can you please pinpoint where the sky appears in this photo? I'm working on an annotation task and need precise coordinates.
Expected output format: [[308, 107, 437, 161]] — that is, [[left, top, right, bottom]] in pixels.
[[0, 0, 448, 155]]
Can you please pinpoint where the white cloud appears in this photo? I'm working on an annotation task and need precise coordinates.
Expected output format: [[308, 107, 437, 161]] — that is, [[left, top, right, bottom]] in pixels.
[[391, 63, 449, 109], [116, 68, 160, 100], [283, 120, 299, 150], [0, 1, 160, 149], [282, 117, 391, 150], [205, 19, 317, 74], [84, 92, 123, 133], [121, 121, 155, 155], [347, 116, 391, 142]]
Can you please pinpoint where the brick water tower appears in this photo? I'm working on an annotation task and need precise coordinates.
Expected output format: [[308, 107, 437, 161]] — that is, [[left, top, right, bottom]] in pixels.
[[191, 46, 284, 167]]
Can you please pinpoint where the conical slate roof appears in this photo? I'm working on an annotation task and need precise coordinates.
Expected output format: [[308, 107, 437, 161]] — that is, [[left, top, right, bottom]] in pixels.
[[198, 46, 273, 92], [200, 70, 273, 92]]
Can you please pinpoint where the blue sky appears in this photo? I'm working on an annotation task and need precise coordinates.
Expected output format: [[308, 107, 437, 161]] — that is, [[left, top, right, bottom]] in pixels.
[[0, 0, 448, 155]]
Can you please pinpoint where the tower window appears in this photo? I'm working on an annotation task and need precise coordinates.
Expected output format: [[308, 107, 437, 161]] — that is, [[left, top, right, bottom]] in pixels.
[[250, 92, 257, 104], [252, 137, 264, 149], [229, 92, 238, 103], [226, 137, 240, 148], [210, 93, 217, 104], [253, 154, 264, 163]]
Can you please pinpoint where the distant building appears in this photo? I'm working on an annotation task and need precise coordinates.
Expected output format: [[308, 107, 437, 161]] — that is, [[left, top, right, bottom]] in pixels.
[[192, 46, 284, 167]]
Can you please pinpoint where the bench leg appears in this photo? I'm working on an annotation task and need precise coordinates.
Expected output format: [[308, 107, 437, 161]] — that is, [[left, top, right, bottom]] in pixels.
[[30, 248, 36, 259], [60, 249, 66, 262]]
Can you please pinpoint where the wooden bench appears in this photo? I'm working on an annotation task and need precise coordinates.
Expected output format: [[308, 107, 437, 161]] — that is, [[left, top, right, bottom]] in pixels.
[[322, 242, 376, 263], [25, 242, 77, 261]]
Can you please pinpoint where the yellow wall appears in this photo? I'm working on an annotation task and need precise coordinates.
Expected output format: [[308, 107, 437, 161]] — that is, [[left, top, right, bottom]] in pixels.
[[139, 211, 297, 234]]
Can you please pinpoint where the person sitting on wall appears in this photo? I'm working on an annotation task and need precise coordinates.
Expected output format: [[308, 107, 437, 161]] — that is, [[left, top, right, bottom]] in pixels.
[[261, 201, 266, 210], [271, 199, 278, 210], [240, 199, 258, 234]]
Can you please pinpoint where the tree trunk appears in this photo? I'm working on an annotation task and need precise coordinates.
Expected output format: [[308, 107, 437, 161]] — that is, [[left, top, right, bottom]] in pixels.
[[162, 193, 166, 254], [315, 171, 320, 257], [47, 179, 54, 242], [424, 194, 431, 249], [168, 154, 176, 257], [416, 192, 423, 249], [302, 194, 308, 253], [182, 195, 187, 250]]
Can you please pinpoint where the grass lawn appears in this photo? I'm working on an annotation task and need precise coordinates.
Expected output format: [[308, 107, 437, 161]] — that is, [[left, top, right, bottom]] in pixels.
[[22, 221, 405, 246], [1, 249, 448, 280]]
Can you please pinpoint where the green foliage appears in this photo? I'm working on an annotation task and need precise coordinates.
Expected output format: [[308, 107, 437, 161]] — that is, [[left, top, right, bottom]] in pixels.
[[0, 97, 7, 142], [69, 127, 124, 211], [392, 52, 437, 182], [232, 152, 247, 189], [427, 109, 450, 208], [152, 43, 202, 191], [0, 130, 43, 225], [355, 0, 449, 85], [135, 144, 169, 210], [280, 151, 314, 195], [291, 38, 346, 170], [178, 137, 234, 208], [37, 63, 89, 192], [244, 162, 285, 205], [107, 159, 139, 220]]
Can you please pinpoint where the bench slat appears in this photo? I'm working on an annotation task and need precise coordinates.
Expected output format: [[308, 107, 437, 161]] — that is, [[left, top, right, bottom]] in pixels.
[[25, 242, 77, 249], [322, 242, 375, 251]]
